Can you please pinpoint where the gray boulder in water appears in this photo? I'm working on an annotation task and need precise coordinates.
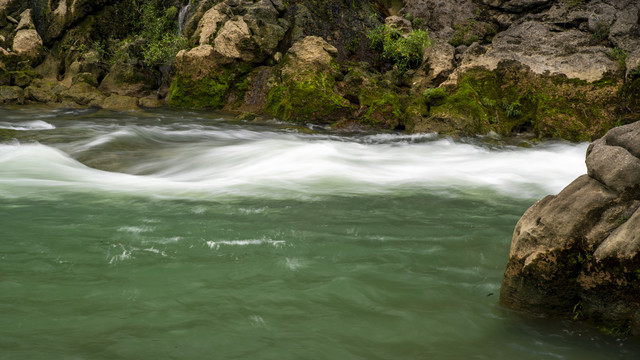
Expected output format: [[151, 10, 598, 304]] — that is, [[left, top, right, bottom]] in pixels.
[[500, 121, 640, 335]]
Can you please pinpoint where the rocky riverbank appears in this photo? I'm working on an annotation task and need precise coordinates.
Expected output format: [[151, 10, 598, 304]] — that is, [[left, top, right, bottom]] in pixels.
[[0, 0, 638, 140], [500, 120, 640, 335]]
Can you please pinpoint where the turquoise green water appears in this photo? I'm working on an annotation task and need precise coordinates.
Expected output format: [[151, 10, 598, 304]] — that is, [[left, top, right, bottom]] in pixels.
[[1, 108, 638, 359]]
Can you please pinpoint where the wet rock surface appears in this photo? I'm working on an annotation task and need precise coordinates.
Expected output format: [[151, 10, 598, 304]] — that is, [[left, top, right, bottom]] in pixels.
[[501, 121, 640, 335]]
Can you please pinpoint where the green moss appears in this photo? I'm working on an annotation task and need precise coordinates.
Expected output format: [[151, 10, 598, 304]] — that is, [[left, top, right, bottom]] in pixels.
[[606, 47, 628, 70], [360, 89, 405, 126], [423, 87, 447, 106], [266, 72, 351, 123], [424, 66, 622, 140], [450, 20, 478, 47], [169, 71, 232, 109]]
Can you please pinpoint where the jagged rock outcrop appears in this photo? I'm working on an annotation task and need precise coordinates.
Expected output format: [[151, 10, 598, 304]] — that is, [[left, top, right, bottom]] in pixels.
[[501, 121, 640, 335]]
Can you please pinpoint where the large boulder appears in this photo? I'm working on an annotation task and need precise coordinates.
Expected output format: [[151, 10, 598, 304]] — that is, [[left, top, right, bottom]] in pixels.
[[281, 36, 339, 79], [501, 121, 640, 335], [12, 29, 43, 59]]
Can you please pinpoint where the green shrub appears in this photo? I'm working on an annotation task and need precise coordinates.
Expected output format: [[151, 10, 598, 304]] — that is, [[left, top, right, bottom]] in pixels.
[[138, 3, 186, 67], [142, 33, 187, 67], [368, 25, 431, 73]]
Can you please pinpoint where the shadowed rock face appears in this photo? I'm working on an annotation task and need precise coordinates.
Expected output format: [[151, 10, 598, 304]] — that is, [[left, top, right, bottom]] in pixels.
[[500, 121, 640, 335]]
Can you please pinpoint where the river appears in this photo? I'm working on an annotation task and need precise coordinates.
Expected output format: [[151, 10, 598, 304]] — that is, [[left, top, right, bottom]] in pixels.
[[1, 107, 638, 359]]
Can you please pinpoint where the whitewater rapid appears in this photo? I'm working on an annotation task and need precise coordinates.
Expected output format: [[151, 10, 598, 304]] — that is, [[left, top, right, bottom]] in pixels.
[[0, 117, 588, 200]]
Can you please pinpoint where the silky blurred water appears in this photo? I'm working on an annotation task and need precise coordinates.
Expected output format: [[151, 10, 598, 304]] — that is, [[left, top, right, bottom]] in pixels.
[[1, 107, 638, 359]]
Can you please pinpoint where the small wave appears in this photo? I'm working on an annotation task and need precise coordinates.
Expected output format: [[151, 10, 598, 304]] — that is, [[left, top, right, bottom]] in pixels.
[[117, 226, 154, 234], [206, 238, 286, 250], [0, 120, 55, 131]]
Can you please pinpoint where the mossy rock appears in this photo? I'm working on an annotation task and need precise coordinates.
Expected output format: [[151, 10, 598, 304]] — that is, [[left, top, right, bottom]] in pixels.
[[0, 85, 25, 104], [102, 94, 139, 111], [71, 72, 99, 87], [412, 62, 626, 140], [169, 70, 232, 109], [265, 72, 353, 123]]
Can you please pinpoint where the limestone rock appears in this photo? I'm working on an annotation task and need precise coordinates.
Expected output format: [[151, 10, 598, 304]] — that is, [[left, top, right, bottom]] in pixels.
[[12, 71, 35, 88], [400, 0, 478, 36], [501, 120, 640, 334], [173, 45, 218, 80], [16, 9, 35, 30], [424, 39, 454, 80], [586, 140, 640, 193], [242, 0, 288, 60], [282, 36, 338, 79], [12, 29, 43, 59], [60, 82, 106, 106], [139, 96, 165, 108], [451, 21, 617, 83], [0, 85, 24, 104], [71, 72, 99, 87], [44, 0, 106, 43], [213, 17, 253, 61], [25, 79, 63, 103], [385, 16, 412, 35], [195, 4, 230, 45], [102, 94, 139, 111], [477, 0, 552, 13]]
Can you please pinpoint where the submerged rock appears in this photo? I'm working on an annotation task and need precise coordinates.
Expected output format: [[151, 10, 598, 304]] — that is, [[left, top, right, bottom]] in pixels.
[[500, 121, 640, 335]]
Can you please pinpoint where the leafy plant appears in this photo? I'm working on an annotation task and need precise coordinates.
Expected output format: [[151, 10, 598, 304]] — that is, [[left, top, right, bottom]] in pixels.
[[606, 47, 628, 70], [502, 99, 522, 118], [450, 20, 477, 47], [368, 25, 431, 73], [592, 23, 610, 42], [412, 17, 425, 29], [138, 2, 186, 67], [572, 301, 583, 320]]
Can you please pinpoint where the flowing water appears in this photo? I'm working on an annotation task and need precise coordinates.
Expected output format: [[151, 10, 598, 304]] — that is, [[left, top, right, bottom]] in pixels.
[[1, 107, 638, 359]]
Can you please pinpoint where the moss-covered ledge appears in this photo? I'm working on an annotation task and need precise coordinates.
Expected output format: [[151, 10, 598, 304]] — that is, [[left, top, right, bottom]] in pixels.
[[407, 62, 639, 141]]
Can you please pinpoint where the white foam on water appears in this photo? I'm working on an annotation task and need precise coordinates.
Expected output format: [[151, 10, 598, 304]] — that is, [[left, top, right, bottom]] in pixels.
[[117, 226, 154, 234], [0, 120, 55, 131], [284, 257, 306, 271], [0, 125, 589, 200], [206, 238, 286, 250]]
